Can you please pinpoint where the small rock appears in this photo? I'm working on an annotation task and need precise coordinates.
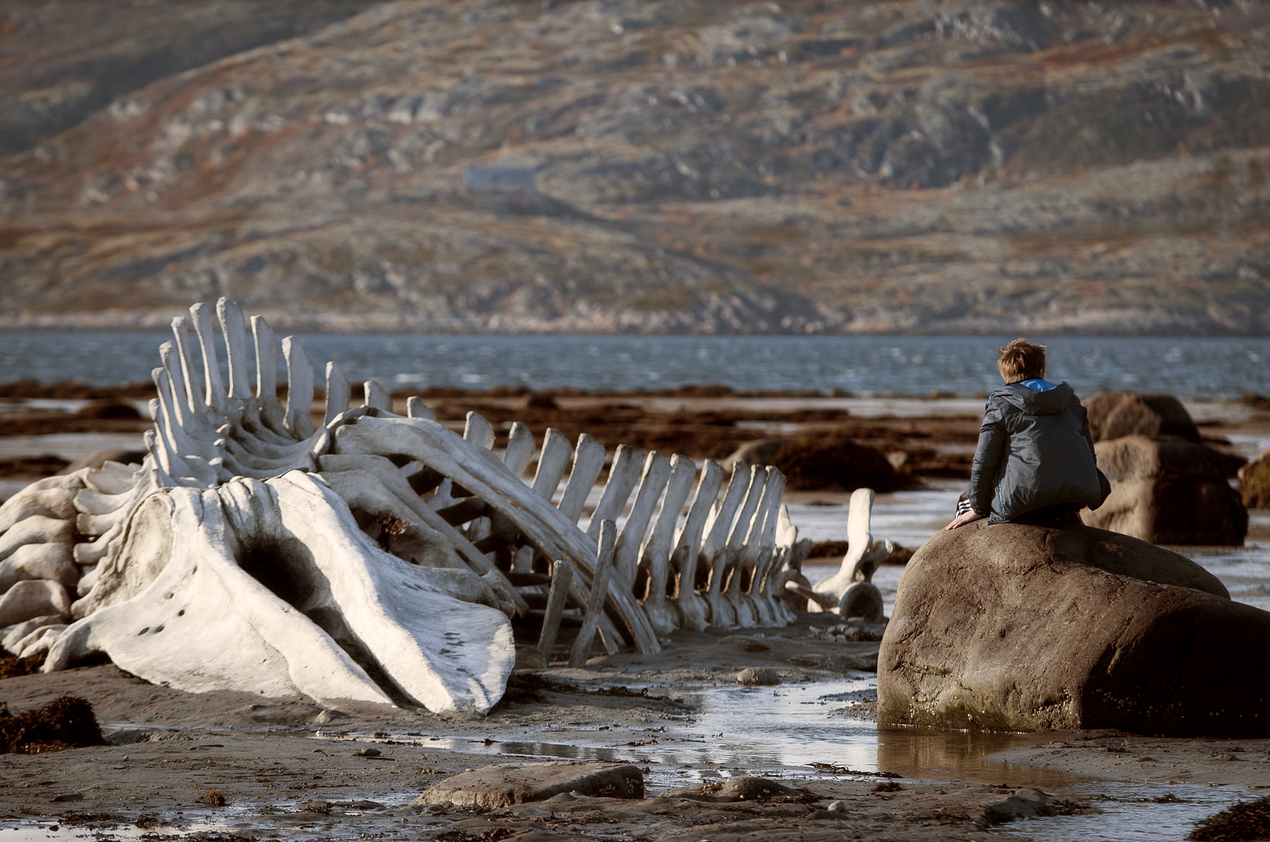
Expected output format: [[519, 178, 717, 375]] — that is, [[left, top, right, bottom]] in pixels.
[[416, 761, 644, 809], [736, 667, 780, 686], [314, 708, 351, 724], [827, 799, 851, 813], [717, 776, 806, 801], [354, 747, 382, 757], [717, 635, 770, 652], [105, 728, 153, 746], [840, 652, 879, 672]]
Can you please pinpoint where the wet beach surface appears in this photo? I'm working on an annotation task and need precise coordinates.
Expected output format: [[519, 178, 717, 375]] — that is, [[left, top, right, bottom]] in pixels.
[[2, 385, 1270, 840]]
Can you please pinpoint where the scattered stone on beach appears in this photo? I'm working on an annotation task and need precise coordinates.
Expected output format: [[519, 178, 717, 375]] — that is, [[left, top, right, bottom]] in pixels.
[[665, 776, 813, 803], [736, 666, 781, 686], [313, 708, 351, 724], [0, 695, 107, 754], [714, 776, 812, 802], [1189, 794, 1270, 841], [839, 651, 880, 672], [879, 521, 1270, 736], [1085, 390, 1201, 442], [1087, 435, 1248, 545], [415, 761, 645, 809], [716, 634, 770, 652], [812, 621, 888, 642]]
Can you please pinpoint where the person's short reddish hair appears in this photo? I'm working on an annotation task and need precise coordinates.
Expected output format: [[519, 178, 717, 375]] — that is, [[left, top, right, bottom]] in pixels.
[[997, 338, 1046, 383]]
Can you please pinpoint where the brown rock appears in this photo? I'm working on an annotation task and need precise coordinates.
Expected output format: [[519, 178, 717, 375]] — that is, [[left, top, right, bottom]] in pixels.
[[878, 521, 1270, 736], [769, 434, 907, 493], [736, 666, 781, 686], [415, 761, 644, 809], [1238, 449, 1270, 509], [715, 776, 808, 802], [722, 439, 784, 469], [1086, 435, 1247, 545], [1085, 391, 1199, 442]]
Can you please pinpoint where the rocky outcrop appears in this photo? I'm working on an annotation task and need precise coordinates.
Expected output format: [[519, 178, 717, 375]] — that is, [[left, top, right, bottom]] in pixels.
[[1085, 435, 1247, 545], [0, 1, 1268, 335], [1084, 391, 1200, 442], [878, 521, 1270, 736]]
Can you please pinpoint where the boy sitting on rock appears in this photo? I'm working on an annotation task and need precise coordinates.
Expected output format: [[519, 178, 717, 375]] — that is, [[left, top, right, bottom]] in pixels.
[[946, 338, 1109, 530]]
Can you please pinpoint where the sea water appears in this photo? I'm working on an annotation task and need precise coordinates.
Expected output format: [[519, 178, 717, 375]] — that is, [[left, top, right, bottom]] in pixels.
[[4, 332, 1270, 399]]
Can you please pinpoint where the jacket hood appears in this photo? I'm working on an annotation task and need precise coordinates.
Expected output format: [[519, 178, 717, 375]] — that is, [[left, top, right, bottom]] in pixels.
[[992, 379, 1076, 416]]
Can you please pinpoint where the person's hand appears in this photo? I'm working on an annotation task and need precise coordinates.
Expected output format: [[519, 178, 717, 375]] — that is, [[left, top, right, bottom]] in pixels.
[[945, 509, 985, 530]]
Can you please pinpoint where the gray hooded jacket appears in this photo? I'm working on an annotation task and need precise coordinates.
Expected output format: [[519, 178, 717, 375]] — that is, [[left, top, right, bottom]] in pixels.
[[968, 379, 1106, 523]]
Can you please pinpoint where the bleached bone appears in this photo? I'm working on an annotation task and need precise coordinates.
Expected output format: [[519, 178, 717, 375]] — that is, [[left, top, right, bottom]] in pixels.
[[699, 463, 752, 627], [535, 559, 574, 664], [332, 415, 662, 654], [0, 296, 825, 711], [668, 459, 724, 632], [0, 579, 72, 627], [48, 473, 515, 714], [571, 520, 617, 667], [810, 487, 893, 613], [15, 625, 64, 660], [735, 468, 786, 627], [714, 464, 767, 627], [0, 484, 78, 534], [613, 452, 672, 589], [2, 614, 64, 655], [635, 454, 697, 636], [557, 434, 606, 521]]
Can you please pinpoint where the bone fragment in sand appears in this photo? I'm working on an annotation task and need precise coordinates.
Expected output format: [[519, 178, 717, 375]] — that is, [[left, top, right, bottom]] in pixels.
[[809, 487, 893, 618]]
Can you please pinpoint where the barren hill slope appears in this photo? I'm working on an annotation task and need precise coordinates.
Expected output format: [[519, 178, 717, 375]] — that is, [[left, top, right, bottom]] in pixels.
[[1, 0, 1268, 334]]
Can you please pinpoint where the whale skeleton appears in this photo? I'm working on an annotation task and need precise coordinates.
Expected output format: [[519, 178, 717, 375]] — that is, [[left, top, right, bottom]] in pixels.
[[0, 298, 813, 714]]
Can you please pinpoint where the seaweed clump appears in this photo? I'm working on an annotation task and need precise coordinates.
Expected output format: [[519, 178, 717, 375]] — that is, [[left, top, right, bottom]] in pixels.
[[0, 654, 44, 679], [1190, 795, 1270, 841], [0, 695, 108, 754]]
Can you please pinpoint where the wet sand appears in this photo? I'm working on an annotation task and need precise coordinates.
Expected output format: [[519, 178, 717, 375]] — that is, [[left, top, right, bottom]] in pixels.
[[2, 385, 1270, 840]]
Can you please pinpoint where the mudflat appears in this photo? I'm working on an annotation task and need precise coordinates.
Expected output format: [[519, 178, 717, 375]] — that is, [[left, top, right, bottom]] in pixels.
[[2, 385, 1269, 840]]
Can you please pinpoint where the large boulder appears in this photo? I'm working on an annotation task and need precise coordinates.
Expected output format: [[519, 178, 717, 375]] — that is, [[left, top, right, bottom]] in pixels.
[[1085, 435, 1247, 545], [878, 521, 1270, 736], [1084, 391, 1200, 442]]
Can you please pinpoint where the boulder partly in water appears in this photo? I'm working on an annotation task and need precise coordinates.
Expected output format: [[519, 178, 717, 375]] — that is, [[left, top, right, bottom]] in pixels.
[[1084, 390, 1200, 442], [878, 520, 1270, 736], [1085, 434, 1247, 546]]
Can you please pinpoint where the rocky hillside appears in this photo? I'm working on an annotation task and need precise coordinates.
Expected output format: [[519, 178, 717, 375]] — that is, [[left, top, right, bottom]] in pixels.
[[1, 0, 1268, 334]]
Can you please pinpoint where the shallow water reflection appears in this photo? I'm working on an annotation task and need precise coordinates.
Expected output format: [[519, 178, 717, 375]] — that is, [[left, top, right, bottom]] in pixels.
[[876, 726, 1085, 788]]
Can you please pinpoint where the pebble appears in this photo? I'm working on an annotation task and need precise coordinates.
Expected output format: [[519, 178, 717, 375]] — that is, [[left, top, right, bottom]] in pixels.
[[736, 667, 780, 686]]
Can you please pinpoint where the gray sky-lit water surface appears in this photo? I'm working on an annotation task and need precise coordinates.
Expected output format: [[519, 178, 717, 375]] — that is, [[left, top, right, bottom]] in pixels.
[[4, 332, 1270, 399]]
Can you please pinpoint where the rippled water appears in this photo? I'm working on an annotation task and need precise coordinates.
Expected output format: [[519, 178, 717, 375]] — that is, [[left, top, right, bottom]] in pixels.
[[4, 331, 1270, 399]]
